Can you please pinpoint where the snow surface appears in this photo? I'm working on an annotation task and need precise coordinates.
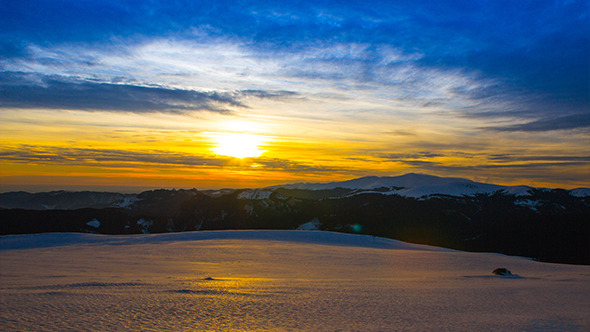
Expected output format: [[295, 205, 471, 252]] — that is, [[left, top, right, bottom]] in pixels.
[[136, 219, 152, 234], [111, 195, 141, 208], [515, 199, 541, 211], [501, 185, 534, 196], [85, 219, 101, 228], [237, 189, 273, 200], [1, 230, 589, 331], [571, 188, 590, 197], [296, 218, 321, 230], [269, 173, 544, 198]]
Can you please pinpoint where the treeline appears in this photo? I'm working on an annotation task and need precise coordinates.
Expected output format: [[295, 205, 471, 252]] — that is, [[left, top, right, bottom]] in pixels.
[[1, 189, 588, 264]]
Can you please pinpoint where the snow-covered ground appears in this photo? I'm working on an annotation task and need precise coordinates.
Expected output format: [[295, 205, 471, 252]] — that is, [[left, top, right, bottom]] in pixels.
[[237, 189, 274, 200], [1, 231, 589, 331], [267, 173, 542, 198]]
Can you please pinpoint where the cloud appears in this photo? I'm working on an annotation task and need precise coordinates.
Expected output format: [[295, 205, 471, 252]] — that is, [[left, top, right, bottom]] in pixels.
[[0, 145, 339, 174], [370, 152, 590, 181], [377, 158, 589, 187], [10, 1, 585, 123], [485, 113, 590, 132], [377, 152, 443, 160], [1, 38, 493, 117], [384, 130, 417, 136], [0, 145, 229, 167], [1, 0, 588, 189], [251, 157, 340, 173], [237, 89, 299, 99], [488, 154, 590, 163], [0, 72, 243, 113], [0, 72, 298, 113]]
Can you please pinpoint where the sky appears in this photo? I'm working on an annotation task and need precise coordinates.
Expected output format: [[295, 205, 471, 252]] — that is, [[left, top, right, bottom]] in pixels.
[[0, 0, 589, 192]]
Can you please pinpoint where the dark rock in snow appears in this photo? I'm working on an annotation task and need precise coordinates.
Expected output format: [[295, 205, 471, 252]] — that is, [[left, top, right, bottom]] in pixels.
[[492, 268, 513, 276]]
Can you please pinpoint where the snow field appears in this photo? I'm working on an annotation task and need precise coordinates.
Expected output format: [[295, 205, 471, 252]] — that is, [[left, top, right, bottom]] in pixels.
[[1, 231, 589, 331]]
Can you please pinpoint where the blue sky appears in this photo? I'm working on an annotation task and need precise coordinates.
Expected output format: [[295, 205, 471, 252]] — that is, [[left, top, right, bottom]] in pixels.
[[1, 0, 589, 190]]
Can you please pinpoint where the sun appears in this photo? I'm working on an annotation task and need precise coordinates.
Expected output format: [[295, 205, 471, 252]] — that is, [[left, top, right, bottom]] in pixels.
[[212, 133, 266, 158]]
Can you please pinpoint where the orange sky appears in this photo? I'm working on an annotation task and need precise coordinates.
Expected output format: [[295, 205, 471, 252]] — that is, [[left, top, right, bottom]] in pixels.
[[1, 1, 589, 192], [1, 106, 588, 191]]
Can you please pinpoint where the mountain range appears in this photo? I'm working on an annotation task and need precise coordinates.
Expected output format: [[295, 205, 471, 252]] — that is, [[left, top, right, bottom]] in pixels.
[[1, 173, 588, 264], [2, 173, 588, 210], [268, 173, 590, 197]]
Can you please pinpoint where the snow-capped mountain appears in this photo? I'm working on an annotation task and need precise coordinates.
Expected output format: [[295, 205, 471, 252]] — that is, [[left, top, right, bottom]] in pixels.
[[571, 188, 590, 197], [268, 173, 543, 198], [1, 174, 588, 264], [237, 189, 274, 200]]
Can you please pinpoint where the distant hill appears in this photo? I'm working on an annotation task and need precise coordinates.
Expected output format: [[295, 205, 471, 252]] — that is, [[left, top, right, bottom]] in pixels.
[[1, 174, 587, 210], [1, 174, 589, 265], [267, 173, 548, 198]]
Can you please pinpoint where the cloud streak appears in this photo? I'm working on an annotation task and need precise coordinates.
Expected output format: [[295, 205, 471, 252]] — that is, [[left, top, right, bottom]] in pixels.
[[2, 1, 587, 121], [0, 72, 298, 114], [1, 0, 588, 189], [0, 145, 228, 167], [0, 145, 338, 174], [485, 114, 590, 132], [1, 38, 495, 119]]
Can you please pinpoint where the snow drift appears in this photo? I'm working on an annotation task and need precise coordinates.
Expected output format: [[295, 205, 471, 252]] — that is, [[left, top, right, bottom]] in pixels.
[[1, 230, 589, 331]]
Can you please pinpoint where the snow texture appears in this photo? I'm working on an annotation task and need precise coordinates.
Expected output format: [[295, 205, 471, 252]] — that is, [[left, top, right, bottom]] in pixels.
[[570, 188, 590, 197], [111, 196, 141, 208], [1, 230, 589, 331], [85, 219, 101, 228], [136, 219, 152, 234], [514, 199, 541, 211], [269, 173, 542, 198], [296, 218, 321, 230], [237, 189, 273, 200]]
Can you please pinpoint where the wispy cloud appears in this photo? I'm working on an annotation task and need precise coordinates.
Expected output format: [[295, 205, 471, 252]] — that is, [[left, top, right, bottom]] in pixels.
[[0, 72, 298, 114], [371, 151, 590, 176], [1, 0, 588, 189], [251, 157, 339, 174], [0, 145, 228, 167], [2, 1, 587, 121], [376, 152, 444, 160], [488, 154, 590, 163], [1, 38, 496, 119], [237, 90, 299, 100], [0, 145, 339, 174], [485, 114, 590, 132]]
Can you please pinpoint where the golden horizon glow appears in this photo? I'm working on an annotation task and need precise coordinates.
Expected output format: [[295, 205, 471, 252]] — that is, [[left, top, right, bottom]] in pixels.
[[1, 1, 589, 192], [1, 105, 589, 191]]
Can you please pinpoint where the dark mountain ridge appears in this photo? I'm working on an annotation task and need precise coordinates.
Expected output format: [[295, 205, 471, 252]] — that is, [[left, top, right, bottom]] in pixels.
[[1, 174, 589, 264]]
